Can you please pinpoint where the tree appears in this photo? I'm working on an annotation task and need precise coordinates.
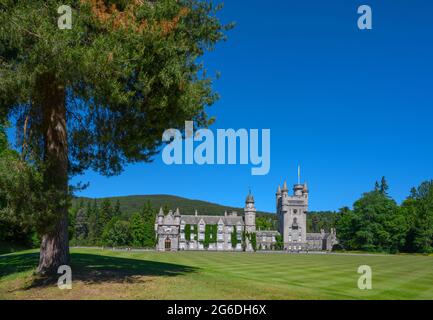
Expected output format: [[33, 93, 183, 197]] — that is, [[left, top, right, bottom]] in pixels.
[[141, 201, 157, 247], [0, 121, 44, 248], [99, 199, 113, 229], [102, 218, 131, 247], [380, 176, 389, 195], [130, 213, 146, 247], [113, 200, 122, 218], [256, 216, 273, 230], [336, 181, 407, 253], [0, 0, 231, 274], [74, 208, 88, 244], [406, 181, 433, 253], [86, 200, 100, 245]]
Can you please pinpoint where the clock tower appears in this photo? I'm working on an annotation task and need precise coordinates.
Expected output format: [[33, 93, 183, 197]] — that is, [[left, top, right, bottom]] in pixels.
[[244, 190, 256, 233]]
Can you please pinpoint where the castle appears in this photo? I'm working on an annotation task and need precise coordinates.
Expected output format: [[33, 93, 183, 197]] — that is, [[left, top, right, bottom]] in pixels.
[[155, 178, 337, 252]]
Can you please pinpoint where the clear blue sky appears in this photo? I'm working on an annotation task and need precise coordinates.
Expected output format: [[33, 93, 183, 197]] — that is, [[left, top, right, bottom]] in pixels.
[[69, 0, 433, 212]]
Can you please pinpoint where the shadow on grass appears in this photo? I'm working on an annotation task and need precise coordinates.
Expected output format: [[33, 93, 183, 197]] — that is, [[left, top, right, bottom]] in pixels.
[[0, 251, 197, 289]]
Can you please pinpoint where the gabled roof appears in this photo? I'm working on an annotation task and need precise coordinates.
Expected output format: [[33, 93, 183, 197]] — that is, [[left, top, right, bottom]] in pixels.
[[180, 215, 244, 226]]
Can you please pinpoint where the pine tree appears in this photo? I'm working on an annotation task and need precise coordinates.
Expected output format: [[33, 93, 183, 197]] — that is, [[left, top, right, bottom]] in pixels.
[[74, 208, 88, 244], [380, 176, 389, 195], [99, 199, 113, 228], [0, 0, 231, 274], [87, 200, 99, 245], [141, 201, 156, 247], [130, 213, 146, 247], [113, 200, 122, 218]]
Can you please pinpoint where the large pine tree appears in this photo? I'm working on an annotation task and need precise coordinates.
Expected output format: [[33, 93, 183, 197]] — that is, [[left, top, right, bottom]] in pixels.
[[0, 0, 230, 274]]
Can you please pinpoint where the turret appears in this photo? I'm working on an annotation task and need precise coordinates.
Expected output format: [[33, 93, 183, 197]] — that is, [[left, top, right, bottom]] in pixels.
[[281, 181, 288, 195], [293, 184, 304, 196], [157, 207, 164, 224], [276, 185, 282, 214], [244, 190, 256, 233], [302, 182, 309, 199]]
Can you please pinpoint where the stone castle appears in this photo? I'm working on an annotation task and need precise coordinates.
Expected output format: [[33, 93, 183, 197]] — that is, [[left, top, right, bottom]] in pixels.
[[155, 179, 337, 252]]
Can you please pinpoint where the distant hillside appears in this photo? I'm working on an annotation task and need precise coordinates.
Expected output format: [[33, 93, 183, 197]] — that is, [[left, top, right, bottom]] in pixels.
[[73, 194, 276, 219]]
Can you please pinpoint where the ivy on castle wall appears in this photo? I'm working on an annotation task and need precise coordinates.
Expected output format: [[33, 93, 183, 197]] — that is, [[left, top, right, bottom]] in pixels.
[[243, 232, 257, 251], [185, 224, 191, 241], [231, 226, 238, 248], [204, 224, 218, 248], [184, 224, 198, 241]]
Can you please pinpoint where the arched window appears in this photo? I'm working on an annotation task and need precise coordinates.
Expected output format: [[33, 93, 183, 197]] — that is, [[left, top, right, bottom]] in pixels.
[[165, 237, 171, 251]]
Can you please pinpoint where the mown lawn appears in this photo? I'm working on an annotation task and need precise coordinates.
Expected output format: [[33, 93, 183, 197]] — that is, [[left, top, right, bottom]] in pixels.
[[0, 248, 432, 300]]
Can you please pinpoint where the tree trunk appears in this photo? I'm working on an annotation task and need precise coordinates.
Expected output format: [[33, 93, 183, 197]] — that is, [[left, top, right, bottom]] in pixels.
[[36, 73, 69, 275]]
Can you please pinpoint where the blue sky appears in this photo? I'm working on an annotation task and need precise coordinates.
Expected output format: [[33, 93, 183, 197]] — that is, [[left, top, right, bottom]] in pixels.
[[68, 0, 433, 212]]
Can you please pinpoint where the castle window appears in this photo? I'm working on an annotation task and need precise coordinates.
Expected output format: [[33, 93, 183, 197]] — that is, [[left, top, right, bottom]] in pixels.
[[293, 209, 298, 214], [165, 238, 171, 250]]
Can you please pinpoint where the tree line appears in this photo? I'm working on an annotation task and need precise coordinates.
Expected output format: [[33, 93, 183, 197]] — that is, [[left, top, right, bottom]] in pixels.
[[70, 199, 157, 248], [335, 177, 433, 253]]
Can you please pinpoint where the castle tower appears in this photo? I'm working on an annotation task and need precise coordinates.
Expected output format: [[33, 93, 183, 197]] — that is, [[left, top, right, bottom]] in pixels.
[[244, 190, 256, 233], [277, 168, 309, 251], [244, 190, 256, 252]]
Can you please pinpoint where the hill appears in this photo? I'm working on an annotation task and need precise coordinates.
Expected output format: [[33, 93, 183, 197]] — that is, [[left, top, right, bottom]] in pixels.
[[73, 194, 277, 219]]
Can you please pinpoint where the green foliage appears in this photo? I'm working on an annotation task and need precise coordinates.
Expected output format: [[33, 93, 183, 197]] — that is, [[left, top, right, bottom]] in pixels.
[[0, 135, 46, 242], [0, 1, 231, 271], [231, 226, 238, 248], [185, 224, 191, 241], [380, 176, 389, 195], [400, 181, 433, 253], [251, 232, 257, 251], [0, 122, 7, 154], [0, 0, 232, 176], [74, 208, 88, 244], [203, 224, 217, 248], [73, 194, 275, 219], [99, 199, 113, 228], [307, 211, 339, 233], [102, 218, 131, 247], [336, 179, 409, 253], [274, 234, 284, 250], [141, 201, 156, 247], [245, 232, 257, 251], [130, 213, 146, 247], [256, 216, 273, 230]]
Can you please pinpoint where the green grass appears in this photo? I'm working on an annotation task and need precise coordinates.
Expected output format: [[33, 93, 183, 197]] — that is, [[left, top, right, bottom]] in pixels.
[[1, 248, 432, 299]]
